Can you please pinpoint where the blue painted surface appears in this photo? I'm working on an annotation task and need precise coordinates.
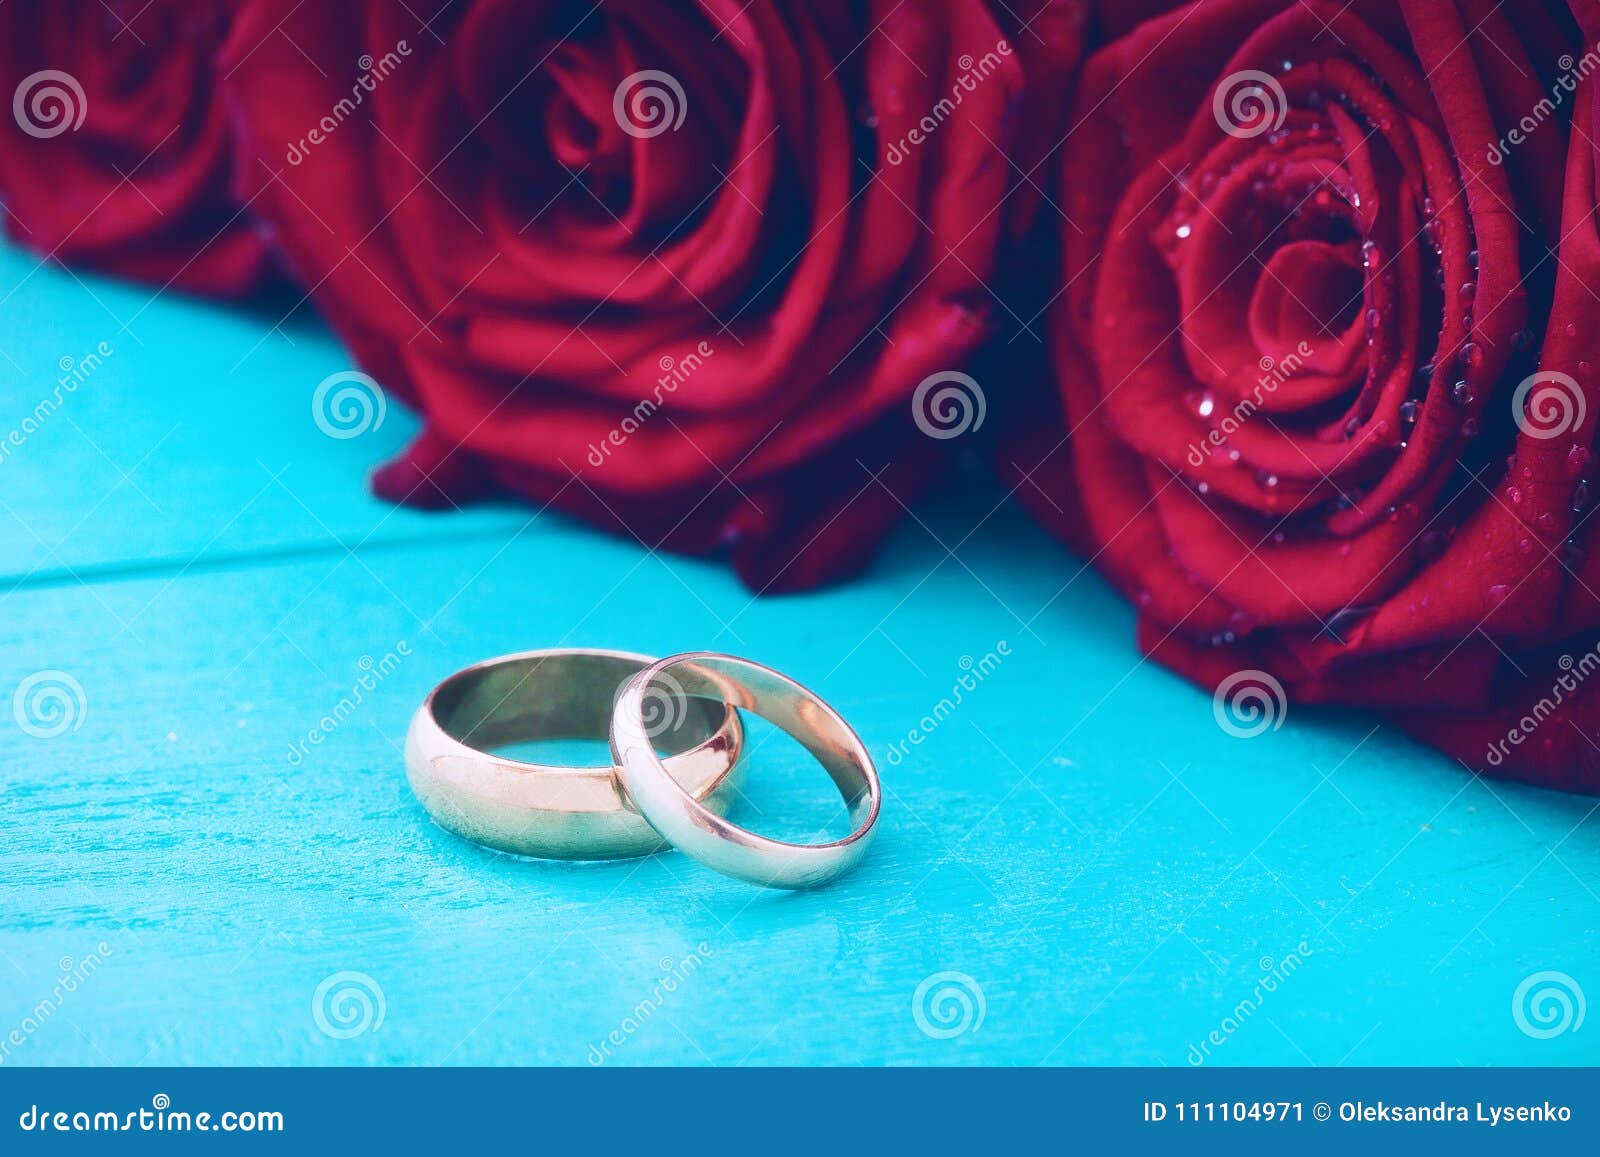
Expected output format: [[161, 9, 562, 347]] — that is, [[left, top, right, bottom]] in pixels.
[[1, 241, 1597, 1067]]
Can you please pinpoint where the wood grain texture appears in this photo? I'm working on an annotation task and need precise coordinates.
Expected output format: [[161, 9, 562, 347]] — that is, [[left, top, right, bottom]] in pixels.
[[2, 245, 1597, 1067]]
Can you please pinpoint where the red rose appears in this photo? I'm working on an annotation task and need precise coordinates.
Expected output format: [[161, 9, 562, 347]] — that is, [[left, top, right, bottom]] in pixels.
[[0, 0, 271, 296], [220, 0, 1081, 591], [1011, 0, 1600, 791]]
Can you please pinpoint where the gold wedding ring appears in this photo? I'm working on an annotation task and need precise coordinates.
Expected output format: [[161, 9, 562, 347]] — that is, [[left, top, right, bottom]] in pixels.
[[610, 653, 881, 889], [404, 648, 743, 859]]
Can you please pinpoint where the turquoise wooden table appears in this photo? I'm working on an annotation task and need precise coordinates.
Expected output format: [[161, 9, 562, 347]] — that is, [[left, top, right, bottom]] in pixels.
[[2, 238, 1597, 1068]]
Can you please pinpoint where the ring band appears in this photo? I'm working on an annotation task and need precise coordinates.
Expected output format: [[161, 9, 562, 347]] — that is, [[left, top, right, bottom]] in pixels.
[[405, 648, 744, 860], [610, 652, 881, 889]]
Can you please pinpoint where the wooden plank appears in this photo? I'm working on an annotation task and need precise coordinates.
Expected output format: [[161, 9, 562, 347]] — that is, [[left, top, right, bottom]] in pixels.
[[0, 245, 525, 585], [2, 499, 1596, 1065]]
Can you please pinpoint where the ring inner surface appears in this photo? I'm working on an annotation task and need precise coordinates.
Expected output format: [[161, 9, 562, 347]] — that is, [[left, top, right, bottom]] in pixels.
[[436, 653, 723, 760], [655, 658, 873, 825]]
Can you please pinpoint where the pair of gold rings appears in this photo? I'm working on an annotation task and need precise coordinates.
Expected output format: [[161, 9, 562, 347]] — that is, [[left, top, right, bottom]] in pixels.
[[403, 649, 881, 889]]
